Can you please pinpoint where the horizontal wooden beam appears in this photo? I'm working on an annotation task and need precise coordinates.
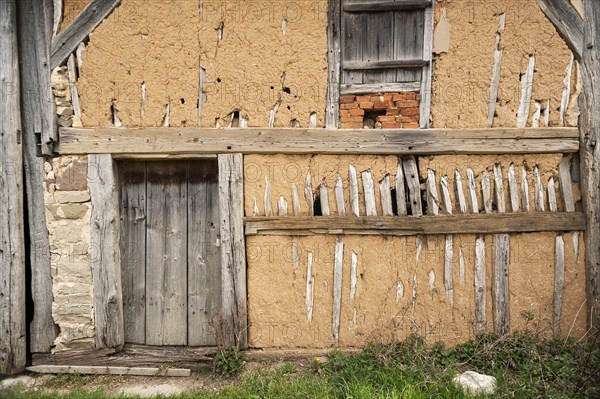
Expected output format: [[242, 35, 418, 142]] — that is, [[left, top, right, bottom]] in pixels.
[[343, 60, 428, 70], [343, 0, 432, 12], [27, 365, 191, 377], [340, 82, 421, 95], [57, 127, 579, 156], [245, 213, 586, 236]]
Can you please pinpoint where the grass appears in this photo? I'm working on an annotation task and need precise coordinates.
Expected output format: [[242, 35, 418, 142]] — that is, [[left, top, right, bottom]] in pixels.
[[1, 332, 599, 399]]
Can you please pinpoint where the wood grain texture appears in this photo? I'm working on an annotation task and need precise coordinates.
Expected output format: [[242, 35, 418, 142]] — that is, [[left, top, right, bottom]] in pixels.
[[332, 237, 344, 341], [326, 0, 341, 128], [218, 154, 247, 349], [493, 234, 510, 336], [27, 365, 191, 377], [118, 162, 146, 344], [402, 156, 422, 216], [539, 0, 583, 61], [89, 154, 124, 349], [245, 213, 586, 236], [554, 235, 565, 338], [58, 127, 580, 155], [475, 236, 486, 334], [343, 1, 431, 12], [17, 0, 57, 353], [51, 0, 121, 68], [0, 0, 26, 374]]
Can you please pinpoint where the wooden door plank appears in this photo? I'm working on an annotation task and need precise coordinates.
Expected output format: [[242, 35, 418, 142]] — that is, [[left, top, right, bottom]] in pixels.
[[395, 10, 424, 82], [188, 161, 221, 346], [145, 162, 188, 346], [342, 12, 364, 84], [89, 154, 124, 349], [363, 11, 395, 83], [118, 161, 147, 344]]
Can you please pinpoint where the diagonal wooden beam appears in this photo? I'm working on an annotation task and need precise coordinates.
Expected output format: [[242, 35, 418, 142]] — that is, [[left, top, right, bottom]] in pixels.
[[50, 0, 120, 69], [540, 0, 584, 61]]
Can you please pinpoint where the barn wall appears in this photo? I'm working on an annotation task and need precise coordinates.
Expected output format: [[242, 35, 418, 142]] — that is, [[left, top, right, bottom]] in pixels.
[[43, 0, 586, 351]]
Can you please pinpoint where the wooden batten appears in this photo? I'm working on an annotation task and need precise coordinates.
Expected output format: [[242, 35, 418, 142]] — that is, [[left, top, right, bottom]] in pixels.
[[403, 156, 423, 216], [554, 235, 565, 338], [88, 154, 124, 349], [332, 237, 344, 341], [218, 154, 247, 349], [326, 0, 341, 128], [57, 127, 580, 156]]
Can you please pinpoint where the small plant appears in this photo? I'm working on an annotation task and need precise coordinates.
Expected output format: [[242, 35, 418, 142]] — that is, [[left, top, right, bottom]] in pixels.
[[214, 348, 247, 377]]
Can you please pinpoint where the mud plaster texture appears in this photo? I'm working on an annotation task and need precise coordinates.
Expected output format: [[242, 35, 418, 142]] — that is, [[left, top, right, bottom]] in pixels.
[[44, 156, 95, 352], [246, 233, 586, 348], [244, 154, 400, 217], [69, 0, 327, 128], [431, 0, 579, 128]]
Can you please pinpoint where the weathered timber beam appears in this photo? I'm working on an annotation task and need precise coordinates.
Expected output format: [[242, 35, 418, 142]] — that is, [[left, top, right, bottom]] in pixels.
[[57, 127, 579, 155], [244, 213, 586, 236], [343, 0, 432, 12], [51, 0, 120, 68], [540, 0, 583, 61], [0, 0, 27, 376], [340, 82, 421, 95], [27, 365, 191, 377], [326, 0, 341, 128]]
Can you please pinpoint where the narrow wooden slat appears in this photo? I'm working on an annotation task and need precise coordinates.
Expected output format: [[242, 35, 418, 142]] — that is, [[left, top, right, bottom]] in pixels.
[[343, 59, 428, 70], [481, 171, 492, 213], [305, 252, 314, 322], [187, 161, 221, 346], [58, 127, 581, 155], [475, 236, 486, 334], [403, 156, 423, 216], [380, 175, 393, 216], [454, 171, 467, 214], [466, 168, 479, 214], [426, 169, 439, 215], [332, 237, 344, 341], [534, 165, 545, 211], [245, 213, 586, 236], [493, 234, 510, 336], [218, 154, 247, 349], [493, 164, 505, 213], [118, 161, 146, 344], [264, 176, 272, 217], [51, 0, 122, 68], [559, 155, 575, 212], [343, 0, 432, 13], [508, 163, 520, 212], [548, 177, 558, 212], [305, 172, 314, 216], [326, 0, 341, 127], [67, 54, 81, 119], [420, 5, 434, 128], [362, 171, 377, 216], [395, 160, 408, 216], [487, 14, 505, 127], [350, 252, 358, 325], [27, 365, 190, 377], [0, 0, 26, 373], [444, 234, 454, 307], [291, 183, 301, 216], [521, 165, 531, 212], [278, 196, 288, 216], [349, 165, 360, 216], [145, 162, 187, 346], [340, 82, 421, 95], [554, 235, 565, 338], [560, 53, 574, 126], [517, 54, 535, 128], [88, 154, 124, 349], [335, 175, 346, 216], [320, 183, 331, 216], [440, 175, 453, 215]]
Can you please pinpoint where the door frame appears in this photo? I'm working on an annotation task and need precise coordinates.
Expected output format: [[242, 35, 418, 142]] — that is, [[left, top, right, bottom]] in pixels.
[[88, 153, 247, 350]]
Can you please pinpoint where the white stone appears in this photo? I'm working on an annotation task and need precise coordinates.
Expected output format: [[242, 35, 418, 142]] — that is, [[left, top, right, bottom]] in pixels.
[[1, 375, 36, 389], [54, 190, 90, 204], [453, 371, 497, 395]]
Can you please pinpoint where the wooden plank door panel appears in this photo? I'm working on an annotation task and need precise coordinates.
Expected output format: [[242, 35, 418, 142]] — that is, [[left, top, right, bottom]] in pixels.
[[394, 10, 424, 82], [145, 162, 188, 346], [119, 161, 147, 344], [363, 11, 395, 83], [187, 161, 221, 346]]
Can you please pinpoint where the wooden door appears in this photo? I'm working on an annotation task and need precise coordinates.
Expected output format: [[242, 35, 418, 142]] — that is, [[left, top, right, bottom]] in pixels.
[[118, 160, 221, 346]]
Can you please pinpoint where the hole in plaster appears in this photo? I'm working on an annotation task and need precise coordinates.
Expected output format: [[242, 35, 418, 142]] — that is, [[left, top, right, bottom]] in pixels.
[[313, 196, 322, 216], [287, 105, 291, 110], [230, 111, 240, 127], [290, 119, 300, 128], [309, 112, 317, 128], [283, 87, 291, 94], [216, 78, 222, 83], [180, 98, 185, 104], [391, 188, 398, 216], [282, 17, 287, 34], [270, 86, 275, 90]]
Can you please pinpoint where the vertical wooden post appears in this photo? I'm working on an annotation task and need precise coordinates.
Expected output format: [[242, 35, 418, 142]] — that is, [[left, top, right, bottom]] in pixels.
[[218, 154, 247, 349], [326, 0, 341, 128], [17, 0, 57, 353], [0, 0, 27, 375], [89, 154, 124, 349]]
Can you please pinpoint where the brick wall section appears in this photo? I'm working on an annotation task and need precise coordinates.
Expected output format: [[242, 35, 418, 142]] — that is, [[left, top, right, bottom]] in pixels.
[[339, 92, 420, 129]]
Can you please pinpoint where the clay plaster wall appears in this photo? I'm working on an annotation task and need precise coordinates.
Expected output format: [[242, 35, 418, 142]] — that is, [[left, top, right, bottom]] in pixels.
[[247, 232, 586, 348], [431, 0, 579, 128], [69, 0, 327, 128]]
